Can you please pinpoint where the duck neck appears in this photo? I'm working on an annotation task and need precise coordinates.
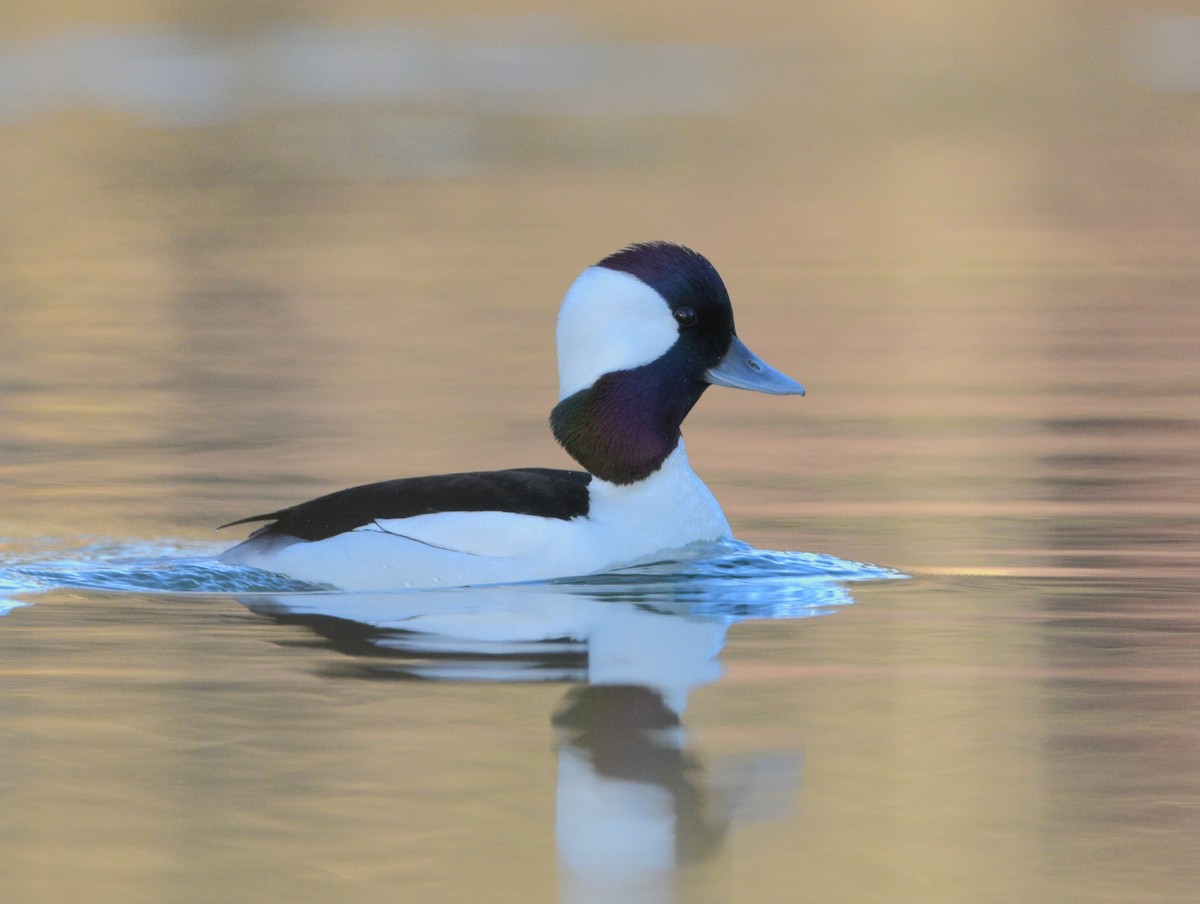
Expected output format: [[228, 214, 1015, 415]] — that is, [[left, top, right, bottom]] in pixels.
[[550, 361, 709, 485]]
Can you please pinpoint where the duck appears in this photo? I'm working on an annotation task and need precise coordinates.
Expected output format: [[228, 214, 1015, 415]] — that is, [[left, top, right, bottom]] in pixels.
[[219, 242, 805, 589]]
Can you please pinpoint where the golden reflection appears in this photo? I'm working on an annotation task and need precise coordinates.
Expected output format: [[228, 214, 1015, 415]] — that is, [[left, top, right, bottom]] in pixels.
[[1, 3, 1199, 902], [234, 576, 830, 901]]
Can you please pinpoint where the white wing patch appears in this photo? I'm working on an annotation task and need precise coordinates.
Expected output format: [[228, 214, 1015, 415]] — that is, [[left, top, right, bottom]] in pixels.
[[220, 446, 732, 590], [556, 267, 679, 400], [361, 510, 575, 558]]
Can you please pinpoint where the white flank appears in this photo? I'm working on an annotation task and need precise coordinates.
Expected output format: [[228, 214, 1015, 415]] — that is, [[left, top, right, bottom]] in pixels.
[[221, 446, 731, 590]]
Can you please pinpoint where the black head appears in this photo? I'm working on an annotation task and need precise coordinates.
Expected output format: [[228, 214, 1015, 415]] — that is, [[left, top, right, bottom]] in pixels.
[[551, 242, 803, 484], [550, 243, 737, 484]]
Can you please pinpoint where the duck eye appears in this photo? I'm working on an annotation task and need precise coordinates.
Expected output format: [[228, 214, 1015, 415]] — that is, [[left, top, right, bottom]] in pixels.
[[673, 306, 697, 328]]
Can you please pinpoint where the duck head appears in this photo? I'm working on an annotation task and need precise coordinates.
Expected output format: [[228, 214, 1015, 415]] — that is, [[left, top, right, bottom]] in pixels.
[[550, 242, 805, 485]]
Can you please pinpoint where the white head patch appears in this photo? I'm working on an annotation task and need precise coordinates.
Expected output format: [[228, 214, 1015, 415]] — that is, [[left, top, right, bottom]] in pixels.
[[556, 267, 679, 400]]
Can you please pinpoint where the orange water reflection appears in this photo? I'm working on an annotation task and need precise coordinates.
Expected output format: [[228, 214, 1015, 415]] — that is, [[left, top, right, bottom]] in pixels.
[[1, 3, 1198, 902]]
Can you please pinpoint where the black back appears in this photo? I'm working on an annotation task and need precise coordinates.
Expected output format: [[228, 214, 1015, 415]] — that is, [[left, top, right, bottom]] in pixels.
[[221, 468, 592, 542]]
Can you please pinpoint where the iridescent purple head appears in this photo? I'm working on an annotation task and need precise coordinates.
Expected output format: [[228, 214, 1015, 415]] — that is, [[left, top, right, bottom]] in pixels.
[[550, 242, 804, 484]]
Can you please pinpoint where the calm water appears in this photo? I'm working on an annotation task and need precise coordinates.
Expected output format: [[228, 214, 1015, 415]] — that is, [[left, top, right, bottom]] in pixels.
[[2, 4, 1200, 903]]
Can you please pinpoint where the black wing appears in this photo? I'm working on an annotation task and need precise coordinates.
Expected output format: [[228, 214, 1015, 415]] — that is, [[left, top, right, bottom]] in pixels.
[[219, 467, 592, 542]]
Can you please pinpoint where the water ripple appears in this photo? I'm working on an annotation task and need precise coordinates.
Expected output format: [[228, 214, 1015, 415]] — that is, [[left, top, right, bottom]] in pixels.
[[0, 537, 904, 619], [0, 540, 323, 599]]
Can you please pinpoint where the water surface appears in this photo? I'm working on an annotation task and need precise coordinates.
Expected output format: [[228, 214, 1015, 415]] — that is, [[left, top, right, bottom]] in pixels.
[[2, 3, 1199, 903]]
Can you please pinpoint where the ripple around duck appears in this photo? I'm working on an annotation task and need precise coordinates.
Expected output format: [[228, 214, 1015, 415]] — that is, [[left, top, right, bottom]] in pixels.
[[0, 540, 326, 601], [0, 537, 905, 619]]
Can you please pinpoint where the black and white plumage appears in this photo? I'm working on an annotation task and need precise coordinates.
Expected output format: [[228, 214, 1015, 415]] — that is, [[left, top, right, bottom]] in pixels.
[[221, 469, 592, 541], [219, 242, 805, 589]]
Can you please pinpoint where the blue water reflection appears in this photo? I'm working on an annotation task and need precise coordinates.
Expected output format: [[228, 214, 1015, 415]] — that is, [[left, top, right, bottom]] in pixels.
[[0, 540, 900, 898], [232, 546, 890, 692], [233, 551, 897, 898]]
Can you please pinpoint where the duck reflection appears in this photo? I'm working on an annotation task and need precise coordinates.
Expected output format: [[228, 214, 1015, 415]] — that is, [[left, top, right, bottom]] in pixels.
[[554, 683, 737, 903], [238, 571, 855, 901]]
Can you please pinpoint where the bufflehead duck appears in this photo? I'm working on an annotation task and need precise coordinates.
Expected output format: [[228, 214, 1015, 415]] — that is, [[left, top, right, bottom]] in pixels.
[[219, 242, 805, 589]]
